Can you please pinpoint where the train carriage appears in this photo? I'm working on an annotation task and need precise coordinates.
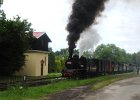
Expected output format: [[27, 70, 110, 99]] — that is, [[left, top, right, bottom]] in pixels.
[[62, 55, 134, 79]]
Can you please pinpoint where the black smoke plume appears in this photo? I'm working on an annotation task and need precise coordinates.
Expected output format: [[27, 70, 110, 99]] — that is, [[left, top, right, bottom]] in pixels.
[[66, 0, 108, 58]]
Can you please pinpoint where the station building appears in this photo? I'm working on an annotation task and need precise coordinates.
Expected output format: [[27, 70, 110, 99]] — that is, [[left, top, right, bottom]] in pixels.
[[16, 32, 51, 76]]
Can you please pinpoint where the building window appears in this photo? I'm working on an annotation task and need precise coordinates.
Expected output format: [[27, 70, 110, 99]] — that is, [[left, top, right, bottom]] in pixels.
[[45, 57, 46, 66]]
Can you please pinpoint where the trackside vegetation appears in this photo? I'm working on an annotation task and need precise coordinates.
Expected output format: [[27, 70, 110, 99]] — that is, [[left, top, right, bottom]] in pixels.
[[0, 11, 35, 76], [0, 73, 139, 100]]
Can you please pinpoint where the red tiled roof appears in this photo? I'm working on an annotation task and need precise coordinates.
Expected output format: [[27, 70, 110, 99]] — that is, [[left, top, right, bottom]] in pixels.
[[33, 32, 45, 39]]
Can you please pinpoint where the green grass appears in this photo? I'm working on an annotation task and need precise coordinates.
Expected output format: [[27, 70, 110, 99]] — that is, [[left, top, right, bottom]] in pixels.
[[47, 73, 62, 78], [0, 73, 138, 100], [92, 75, 123, 90]]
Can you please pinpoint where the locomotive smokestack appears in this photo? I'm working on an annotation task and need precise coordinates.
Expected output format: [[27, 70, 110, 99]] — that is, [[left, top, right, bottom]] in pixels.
[[66, 0, 108, 57]]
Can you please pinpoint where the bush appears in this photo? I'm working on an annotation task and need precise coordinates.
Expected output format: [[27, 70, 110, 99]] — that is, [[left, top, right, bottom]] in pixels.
[[0, 11, 34, 76]]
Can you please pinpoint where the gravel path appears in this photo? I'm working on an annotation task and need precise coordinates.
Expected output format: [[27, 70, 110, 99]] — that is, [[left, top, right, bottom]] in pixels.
[[44, 77, 140, 100]]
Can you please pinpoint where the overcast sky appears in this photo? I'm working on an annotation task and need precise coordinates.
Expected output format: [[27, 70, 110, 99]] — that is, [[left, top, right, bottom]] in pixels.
[[1, 0, 140, 53]]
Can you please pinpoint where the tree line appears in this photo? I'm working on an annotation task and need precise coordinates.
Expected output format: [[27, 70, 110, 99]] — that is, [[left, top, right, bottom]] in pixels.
[[49, 44, 140, 73]]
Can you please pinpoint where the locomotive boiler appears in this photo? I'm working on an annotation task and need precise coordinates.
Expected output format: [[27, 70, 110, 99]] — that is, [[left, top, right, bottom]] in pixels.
[[62, 55, 87, 79]]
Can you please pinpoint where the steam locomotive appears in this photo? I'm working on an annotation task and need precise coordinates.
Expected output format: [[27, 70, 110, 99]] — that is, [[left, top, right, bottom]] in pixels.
[[62, 55, 133, 79]]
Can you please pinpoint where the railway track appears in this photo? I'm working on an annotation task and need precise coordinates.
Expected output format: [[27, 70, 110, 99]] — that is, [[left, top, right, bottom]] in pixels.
[[0, 76, 64, 91]]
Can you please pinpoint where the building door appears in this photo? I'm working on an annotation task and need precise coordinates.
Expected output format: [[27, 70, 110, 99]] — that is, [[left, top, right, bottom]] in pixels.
[[41, 65, 43, 76]]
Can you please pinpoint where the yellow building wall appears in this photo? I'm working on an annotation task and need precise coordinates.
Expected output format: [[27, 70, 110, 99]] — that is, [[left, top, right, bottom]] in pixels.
[[17, 50, 49, 76]]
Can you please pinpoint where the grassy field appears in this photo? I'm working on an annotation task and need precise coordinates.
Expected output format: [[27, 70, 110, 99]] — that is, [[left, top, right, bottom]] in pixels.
[[0, 73, 139, 100], [46, 73, 62, 78]]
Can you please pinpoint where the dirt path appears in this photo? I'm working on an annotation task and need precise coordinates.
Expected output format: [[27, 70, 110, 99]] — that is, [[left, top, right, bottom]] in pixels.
[[84, 77, 140, 100], [43, 77, 140, 100], [43, 85, 92, 100]]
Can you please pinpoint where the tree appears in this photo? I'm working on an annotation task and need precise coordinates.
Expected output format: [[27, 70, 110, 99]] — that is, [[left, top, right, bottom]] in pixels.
[[54, 48, 68, 72], [83, 51, 94, 58], [48, 47, 56, 73], [125, 53, 133, 64], [55, 56, 63, 72], [0, 11, 34, 76], [94, 44, 116, 60], [94, 44, 132, 64], [133, 51, 140, 66]]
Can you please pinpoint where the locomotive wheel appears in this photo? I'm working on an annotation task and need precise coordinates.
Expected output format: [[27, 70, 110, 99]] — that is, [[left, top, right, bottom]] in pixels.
[[72, 71, 79, 80]]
